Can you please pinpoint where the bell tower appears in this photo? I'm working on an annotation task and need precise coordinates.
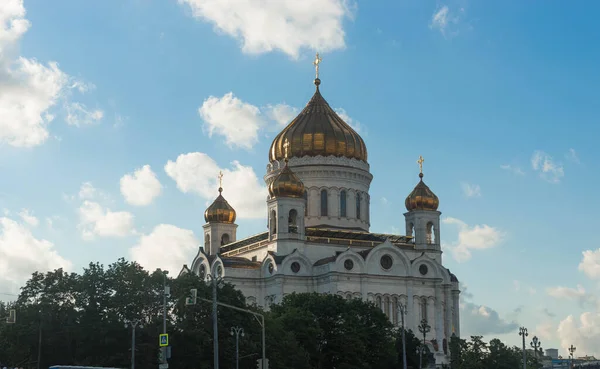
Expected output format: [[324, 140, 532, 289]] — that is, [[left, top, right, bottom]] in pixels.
[[404, 156, 441, 256], [203, 172, 238, 255]]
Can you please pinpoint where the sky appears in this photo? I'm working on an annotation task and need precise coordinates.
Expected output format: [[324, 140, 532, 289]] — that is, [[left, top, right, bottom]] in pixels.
[[1, 0, 599, 358]]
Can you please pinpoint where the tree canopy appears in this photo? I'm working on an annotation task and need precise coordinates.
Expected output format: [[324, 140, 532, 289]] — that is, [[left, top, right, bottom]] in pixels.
[[0, 258, 544, 369]]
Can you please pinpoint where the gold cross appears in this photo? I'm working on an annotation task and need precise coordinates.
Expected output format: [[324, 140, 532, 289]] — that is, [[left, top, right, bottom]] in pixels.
[[417, 155, 424, 174], [283, 138, 290, 160], [313, 52, 322, 79], [218, 171, 224, 188]]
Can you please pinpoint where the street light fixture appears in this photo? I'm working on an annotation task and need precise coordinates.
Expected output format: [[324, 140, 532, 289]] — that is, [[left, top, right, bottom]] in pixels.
[[206, 271, 223, 369], [231, 326, 245, 369], [397, 304, 408, 369], [418, 319, 431, 369], [124, 319, 143, 369], [519, 327, 528, 369], [568, 344, 576, 367], [530, 336, 541, 358]]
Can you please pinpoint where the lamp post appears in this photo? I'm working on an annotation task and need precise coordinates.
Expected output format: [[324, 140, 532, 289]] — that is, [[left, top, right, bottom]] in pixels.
[[231, 326, 244, 369], [207, 269, 223, 369], [530, 336, 541, 358], [398, 304, 408, 369], [125, 319, 143, 369], [519, 327, 528, 369], [568, 345, 576, 369], [418, 319, 431, 369], [161, 270, 169, 365]]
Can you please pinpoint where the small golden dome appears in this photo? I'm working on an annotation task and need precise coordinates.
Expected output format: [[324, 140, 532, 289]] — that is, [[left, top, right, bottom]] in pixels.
[[204, 187, 236, 224], [269, 78, 367, 163], [405, 173, 439, 211], [268, 160, 305, 198]]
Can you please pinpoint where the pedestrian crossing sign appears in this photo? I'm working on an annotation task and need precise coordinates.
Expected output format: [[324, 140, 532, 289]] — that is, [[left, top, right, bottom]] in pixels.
[[159, 333, 169, 347]]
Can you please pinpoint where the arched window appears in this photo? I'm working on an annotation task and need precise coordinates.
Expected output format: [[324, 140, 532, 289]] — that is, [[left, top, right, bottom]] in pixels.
[[303, 190, 308, 216], [421, 297, 428, 321], [320, 189, 328, 216], [427, 222, 435, 244], [288, 209, 298, 233], [270, 210, 277, 235], [221, 233, 230, 245], [356, 193, 361, 220], [340, 190, 347, 217]]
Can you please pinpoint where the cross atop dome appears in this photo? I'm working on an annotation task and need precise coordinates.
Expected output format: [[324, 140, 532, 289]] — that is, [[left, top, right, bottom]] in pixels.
[[313, 52, 323, 80]]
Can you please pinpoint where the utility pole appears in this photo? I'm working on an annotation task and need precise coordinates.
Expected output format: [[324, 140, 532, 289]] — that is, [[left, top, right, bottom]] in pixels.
[[398, 304, 408, 369], [162, 270, 169, 366], [231, 327, 244, 369], [125, 319, 143, 369], [206, 272, 222, 369], [418, 319, 431, 369], [519, 327, 528, 369]]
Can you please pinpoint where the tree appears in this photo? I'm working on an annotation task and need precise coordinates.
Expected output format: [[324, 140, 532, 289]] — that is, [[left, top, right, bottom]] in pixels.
[[395, 328, 430, 369], [269, 293, 396, 369]]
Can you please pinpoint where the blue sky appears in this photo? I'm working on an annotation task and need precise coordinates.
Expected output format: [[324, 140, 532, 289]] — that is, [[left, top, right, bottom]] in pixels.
[[1, 0, 599, 357]]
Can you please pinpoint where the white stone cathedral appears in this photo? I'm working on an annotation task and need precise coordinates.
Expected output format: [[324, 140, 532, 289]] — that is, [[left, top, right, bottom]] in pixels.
[[179, 68, 461, 366]]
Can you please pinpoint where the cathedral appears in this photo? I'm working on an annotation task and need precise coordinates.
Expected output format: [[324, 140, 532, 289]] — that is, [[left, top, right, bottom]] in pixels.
[[179, 59, 461, 365]]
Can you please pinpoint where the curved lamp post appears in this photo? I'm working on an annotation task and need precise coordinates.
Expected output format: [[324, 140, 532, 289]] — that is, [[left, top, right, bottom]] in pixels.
[[418, 319, 431, 369], [231, 326, 245, 369], [530, 336, 541, 358], [124, 319, 143, 369]]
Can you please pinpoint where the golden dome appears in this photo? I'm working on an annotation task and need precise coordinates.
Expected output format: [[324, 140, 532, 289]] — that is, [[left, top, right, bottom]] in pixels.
[[268, 158, 305, 198], [269, 78, 367, 162], [405, 173, 439, 211], [204, 187, 236, 224]]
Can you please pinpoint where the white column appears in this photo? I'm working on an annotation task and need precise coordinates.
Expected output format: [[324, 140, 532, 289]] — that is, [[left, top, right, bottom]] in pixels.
[[444, 286, 452, 339], [427, 296, 435, 339], [452, 291, 460, 337], [435, 284, 443, 350]]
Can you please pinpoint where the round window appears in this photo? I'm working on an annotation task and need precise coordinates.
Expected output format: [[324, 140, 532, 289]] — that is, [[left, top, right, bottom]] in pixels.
[[380, 254, 393, 270], [291, 262, 301, 273], [268, 263, 274, 274], [419, 264, 428, 275], [344, 259, 354, 271]]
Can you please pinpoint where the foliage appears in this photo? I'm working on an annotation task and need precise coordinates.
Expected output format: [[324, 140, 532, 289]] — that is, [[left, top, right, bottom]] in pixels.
[[395, 328, 430, 369], [0, 258, 544, 369]]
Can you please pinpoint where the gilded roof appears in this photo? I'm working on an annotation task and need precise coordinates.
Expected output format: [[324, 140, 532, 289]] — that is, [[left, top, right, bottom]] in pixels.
[[268, 162, 305, 198], [405, 173, 439, 211], [204, 187, 236, 224], [269, 78, 368, 162]]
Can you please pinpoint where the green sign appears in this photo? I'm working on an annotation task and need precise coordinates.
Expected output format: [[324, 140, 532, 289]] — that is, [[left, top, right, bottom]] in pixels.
[[159, 333, 169, 347]]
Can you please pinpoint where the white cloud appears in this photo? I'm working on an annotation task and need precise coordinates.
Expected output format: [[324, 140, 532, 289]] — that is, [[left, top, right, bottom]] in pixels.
[[335, 108, 364, 134], [536, 321, 555, 342], [558, 313, 600, 357], [164, 152, 268, 219], [531, 150, 564, 183], [579, 248, 600, 280], [199, 92, 265, 150], [546, 285, 598, 310], [430, 5, 462, 38], [78, 181, 97, 200], [18, 208, 38, 227], [178, 0, 354, 59], [265, 103, 298, 127], [120, 165, 162, 206], [566, 148, 580, 164], [443, 217, 503, 262], [78, 200, 135, 240], [130, 224, 199, 275], [461, 182, 481, 198], [65, 102, 103, 126], [0, 0, 99, 147], [460, 301, 518, 336], [500, 164, 525, 176], [0, 216, 72, 295]]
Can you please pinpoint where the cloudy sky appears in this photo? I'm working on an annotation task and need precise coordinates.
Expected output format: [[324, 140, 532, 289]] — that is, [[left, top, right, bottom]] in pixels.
[[1, 0, 600, 358]]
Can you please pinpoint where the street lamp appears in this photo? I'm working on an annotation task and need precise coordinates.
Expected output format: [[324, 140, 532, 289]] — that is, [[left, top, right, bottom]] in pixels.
[[124, 319, 143, 369], [231, 326, 245, 369], [160, 270, 170, 365], [530, 336, 541, 358], [397, 304, 408, 369], [418, 319, 431, 369], [207, 270, 223, 369], [519, 327, 528, 369], [568, 345, 576, 368]]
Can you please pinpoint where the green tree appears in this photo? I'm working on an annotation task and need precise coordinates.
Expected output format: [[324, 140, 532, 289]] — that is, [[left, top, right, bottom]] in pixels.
[[395, 328, 430, 369]]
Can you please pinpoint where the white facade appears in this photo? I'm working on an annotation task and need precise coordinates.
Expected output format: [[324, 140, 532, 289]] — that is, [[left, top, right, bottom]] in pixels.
[[180, 79, 461, 366]]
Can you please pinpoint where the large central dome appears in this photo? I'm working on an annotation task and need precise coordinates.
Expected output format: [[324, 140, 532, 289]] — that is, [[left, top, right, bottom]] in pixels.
[[269, 78, 368, 163]]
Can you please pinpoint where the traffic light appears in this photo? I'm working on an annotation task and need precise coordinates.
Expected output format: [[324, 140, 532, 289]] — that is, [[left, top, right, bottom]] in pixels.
[[256, 358, 269, 369], [264, 358, 269, 369], [185, 289, 197, 305]]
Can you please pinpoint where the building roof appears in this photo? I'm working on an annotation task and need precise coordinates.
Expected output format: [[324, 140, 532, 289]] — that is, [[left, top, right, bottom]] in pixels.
[[204, 187, 236, 224], [405, 172, 439, 212], [268, 78, 368, 163]]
